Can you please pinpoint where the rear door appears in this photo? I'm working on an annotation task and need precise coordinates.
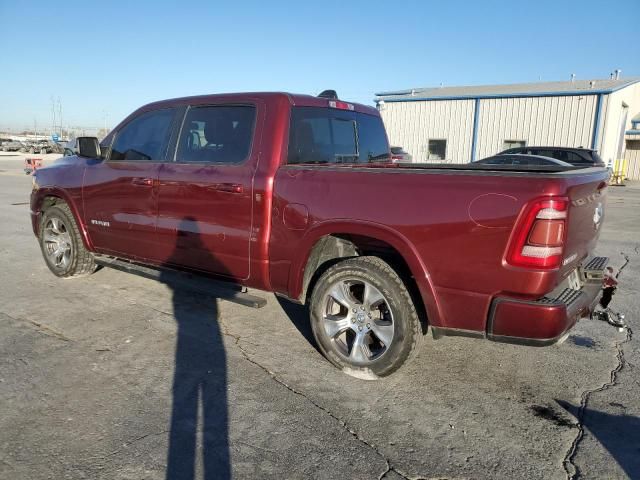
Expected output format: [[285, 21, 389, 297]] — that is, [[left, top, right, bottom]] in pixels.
[[155, 104, 258, 279], [82, 107, 178, 260]]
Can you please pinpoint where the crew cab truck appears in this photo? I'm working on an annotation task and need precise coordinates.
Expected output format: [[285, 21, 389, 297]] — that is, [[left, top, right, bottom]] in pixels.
[[30, 91, 611, 378]]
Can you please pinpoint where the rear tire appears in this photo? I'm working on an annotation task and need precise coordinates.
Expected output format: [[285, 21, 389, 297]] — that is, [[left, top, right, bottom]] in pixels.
[[309, 256, 421, 379], [39, 203, 96, 278]]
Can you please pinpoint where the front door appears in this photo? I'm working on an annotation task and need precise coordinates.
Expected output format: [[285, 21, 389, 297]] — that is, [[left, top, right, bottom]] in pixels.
[[82, 107, 178, 261], [156, 104, 258, 280]]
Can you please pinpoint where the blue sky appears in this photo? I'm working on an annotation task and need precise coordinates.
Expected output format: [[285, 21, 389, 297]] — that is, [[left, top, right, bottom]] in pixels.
[[1, 0, 638, 132]]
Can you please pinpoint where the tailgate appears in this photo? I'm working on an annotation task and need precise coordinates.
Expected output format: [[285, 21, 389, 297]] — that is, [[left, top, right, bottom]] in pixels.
[[560, 169, 609, 277]]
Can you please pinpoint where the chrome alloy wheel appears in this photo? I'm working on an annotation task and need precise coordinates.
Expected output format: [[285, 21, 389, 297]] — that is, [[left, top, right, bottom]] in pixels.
[[43, 217, 73, 270], [321, 279, 395, 364]]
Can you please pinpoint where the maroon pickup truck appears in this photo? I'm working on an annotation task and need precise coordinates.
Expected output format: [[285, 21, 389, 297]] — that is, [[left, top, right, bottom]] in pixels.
[[31, 91, 610, 378]]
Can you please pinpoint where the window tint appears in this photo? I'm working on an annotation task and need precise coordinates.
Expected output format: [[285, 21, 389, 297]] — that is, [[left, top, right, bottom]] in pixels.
[[110, 109, 176, 161], [528, 157, 552, 166], [332, 118, 358, 161], [358, 113, 391, 162], [288, 107, 389, 164], [591, 151, 605, 165], [176, 105, 255, 164], [427, 139, 446, 160], [481, 157, 508, 165], [532, 149, 557, 160], [565, 151, 589, 164]]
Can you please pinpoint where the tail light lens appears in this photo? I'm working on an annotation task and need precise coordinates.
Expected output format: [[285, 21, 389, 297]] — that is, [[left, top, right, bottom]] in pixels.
[[506, 197, 569, 269]]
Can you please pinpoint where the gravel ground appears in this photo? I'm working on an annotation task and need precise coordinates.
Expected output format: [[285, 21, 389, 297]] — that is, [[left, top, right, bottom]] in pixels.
[[0, 155, 638, 479]]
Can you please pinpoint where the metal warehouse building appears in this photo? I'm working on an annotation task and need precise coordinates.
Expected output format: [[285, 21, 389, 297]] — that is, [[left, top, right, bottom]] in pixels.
[[375, 77, 640, 178]]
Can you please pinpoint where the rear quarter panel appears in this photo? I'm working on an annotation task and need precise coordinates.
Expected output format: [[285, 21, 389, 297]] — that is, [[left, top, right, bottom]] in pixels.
[[269, 166, 609, 332]]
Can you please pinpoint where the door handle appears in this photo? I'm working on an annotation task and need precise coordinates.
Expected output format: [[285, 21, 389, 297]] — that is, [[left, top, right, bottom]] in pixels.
[[213, 183, 244, 194], [131, 177, 154, 186]]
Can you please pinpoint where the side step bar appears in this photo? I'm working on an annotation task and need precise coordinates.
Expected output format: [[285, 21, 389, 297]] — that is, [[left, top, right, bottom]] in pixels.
[[94, 256, 267, 309]]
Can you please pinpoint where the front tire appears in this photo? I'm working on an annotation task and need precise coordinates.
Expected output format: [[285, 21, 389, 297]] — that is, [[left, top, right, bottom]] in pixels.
[[39, 203, 96, 278], [309, 256, 421, 379]]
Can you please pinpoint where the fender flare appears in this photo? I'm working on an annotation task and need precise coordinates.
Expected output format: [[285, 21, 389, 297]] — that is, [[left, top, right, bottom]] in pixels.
[[33, 187, 94, 251], [289, 219, 443, 326]]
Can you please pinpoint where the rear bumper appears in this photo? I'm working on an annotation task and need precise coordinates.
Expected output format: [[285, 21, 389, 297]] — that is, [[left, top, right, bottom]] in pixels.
[[487, 257, 608, 346]]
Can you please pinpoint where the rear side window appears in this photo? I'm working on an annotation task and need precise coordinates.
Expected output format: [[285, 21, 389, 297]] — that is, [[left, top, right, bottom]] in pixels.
[[176, 105, 256, 164], [531, 149, 558, 160], [110, 108, 176, 161], [565, 151, 590, 164], [288, 107, 389, 164], [590, 151, 604, 165]]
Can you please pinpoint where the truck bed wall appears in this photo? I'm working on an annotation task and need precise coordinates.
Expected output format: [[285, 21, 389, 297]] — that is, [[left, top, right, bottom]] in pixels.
[[269, 165, 608, 332]]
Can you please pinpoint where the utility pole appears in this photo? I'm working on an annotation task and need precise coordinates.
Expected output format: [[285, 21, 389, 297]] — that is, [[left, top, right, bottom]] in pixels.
[[51, 95, 56, 136], [57, 97, 63, 138]]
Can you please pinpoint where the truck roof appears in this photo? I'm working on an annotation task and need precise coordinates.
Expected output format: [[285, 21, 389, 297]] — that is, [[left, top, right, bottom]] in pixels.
[[139, 92, 379, 117]]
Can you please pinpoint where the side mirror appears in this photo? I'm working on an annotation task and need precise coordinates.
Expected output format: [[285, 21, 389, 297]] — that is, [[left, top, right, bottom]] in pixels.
[[77, 137, 101, 158]]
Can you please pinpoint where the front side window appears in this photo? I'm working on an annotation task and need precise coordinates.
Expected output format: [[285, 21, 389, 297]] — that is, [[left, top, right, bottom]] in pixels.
[[110, 108, 176, 161], [427, 139, 446, 160], [288, 107, 389, 164], [176, 105, 256, 164]]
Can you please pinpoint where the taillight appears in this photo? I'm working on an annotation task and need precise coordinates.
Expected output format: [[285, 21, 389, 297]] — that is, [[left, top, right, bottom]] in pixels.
[[506, 197, 569, 269]]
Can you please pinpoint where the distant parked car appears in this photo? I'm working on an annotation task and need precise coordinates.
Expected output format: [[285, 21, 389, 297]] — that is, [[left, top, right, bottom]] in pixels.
[[390, 146, 412, 163], [26, 140, 61, 154], [475, 154, 573, 167], [2, 141, 25, 152], [499, 146, 605, 167]]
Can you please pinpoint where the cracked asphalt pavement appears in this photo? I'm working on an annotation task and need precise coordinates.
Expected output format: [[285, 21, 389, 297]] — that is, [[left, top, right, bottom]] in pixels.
[[0, 156, 638, 479]]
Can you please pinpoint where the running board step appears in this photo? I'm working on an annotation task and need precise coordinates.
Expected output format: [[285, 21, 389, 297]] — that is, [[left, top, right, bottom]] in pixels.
[[94, 256, 267, 309]]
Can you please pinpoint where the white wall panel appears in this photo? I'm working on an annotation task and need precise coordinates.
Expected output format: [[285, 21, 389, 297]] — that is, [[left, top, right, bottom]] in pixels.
[[380, 99, 475, 163], [475, 95, 598, 159]]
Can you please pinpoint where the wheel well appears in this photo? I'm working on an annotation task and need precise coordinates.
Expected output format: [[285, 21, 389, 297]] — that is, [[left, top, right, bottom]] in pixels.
[[41, 195, 62, 212], [301, 234, 428, 333]]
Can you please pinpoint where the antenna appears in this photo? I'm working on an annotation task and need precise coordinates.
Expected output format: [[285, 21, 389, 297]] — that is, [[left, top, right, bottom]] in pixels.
[[317, 90, 338, 99]]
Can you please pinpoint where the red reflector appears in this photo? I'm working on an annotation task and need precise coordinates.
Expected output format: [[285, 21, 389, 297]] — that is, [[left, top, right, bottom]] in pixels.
[[329, 100, 354, 111], [528, 220, 564, 246]]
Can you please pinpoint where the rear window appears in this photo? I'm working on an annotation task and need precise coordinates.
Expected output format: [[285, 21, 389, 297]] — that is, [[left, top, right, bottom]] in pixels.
[[287, 107, 389, 164]]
